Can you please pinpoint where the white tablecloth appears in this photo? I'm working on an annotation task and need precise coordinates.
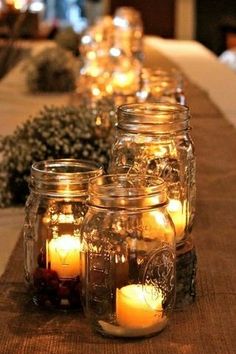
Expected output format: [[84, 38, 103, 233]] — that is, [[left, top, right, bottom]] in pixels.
[[146, 36, 236, 128]]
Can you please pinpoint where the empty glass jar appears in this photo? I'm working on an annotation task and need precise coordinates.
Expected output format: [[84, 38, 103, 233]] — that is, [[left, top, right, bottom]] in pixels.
[[81, 174, 175, 338], [24, 159, 103, 309]]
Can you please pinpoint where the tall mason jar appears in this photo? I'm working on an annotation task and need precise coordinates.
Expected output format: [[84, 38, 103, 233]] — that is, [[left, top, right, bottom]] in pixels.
[[113, 7, 143, 61], [109, 103, 196, 306], [81, 174, 175, 338], [24, 159, 103, 309]]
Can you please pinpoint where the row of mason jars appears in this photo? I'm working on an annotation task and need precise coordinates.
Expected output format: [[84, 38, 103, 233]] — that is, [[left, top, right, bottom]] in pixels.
[[78, 66, 185, 105], [78, 7, 185, 104], [24, 102, 196, 338], [80, 7, 143, 66], [78, 7, 143, 98]]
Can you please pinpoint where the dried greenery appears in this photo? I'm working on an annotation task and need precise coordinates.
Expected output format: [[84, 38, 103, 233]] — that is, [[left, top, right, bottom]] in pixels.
[[55, 27, 80, 56], [0, 102, 116, 206], [25, 46, 76, 93]]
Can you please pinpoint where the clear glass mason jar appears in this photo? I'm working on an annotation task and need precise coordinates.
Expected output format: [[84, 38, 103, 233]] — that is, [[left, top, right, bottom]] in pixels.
[[113, 7, 143, 62], [109, 103, 196, 248], [24, 159, 103, 309], [136, 68, 186, 105], [81, 174, 176, 338], [79, 22, 114, 99]]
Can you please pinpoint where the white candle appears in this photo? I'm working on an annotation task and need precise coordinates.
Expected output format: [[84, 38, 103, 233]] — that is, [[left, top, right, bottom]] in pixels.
[[116, 284, 164, 329], [47, 234, 81, 279], [167, 199, 186, 242]]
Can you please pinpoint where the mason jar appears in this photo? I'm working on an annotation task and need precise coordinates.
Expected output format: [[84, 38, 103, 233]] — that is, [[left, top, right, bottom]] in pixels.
[[113, 6, 143, 61], [136, 68, 186, 105], [109, 103, 197, 307], [110, 53, 141, 95], [23, 159, 103, 309], [81, 174, 175, 338], [79, 23, 113, 99]]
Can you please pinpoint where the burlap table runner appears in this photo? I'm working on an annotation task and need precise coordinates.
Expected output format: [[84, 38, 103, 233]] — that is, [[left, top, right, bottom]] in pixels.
[[0, 42, 236, 354]]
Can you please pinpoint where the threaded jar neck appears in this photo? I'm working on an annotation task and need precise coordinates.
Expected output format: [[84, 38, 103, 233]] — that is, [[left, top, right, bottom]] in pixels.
[[31, 159, 103, 197], [88, 174, 167, 209], [117, 102, 190, 133]]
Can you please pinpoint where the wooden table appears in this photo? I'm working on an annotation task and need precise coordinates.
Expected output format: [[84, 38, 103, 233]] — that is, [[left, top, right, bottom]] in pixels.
[[0, 40, 236, 354]]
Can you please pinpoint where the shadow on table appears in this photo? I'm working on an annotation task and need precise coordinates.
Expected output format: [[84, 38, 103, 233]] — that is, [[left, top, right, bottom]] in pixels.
[[3, 281, 152, 345]]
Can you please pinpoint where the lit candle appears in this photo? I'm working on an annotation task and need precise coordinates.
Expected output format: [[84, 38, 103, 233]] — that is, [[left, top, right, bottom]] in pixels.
[[112, 70, 137, 93], [167, 199, 186, 242], [116, 284, 164, 329], [47, 234, 81, 279]]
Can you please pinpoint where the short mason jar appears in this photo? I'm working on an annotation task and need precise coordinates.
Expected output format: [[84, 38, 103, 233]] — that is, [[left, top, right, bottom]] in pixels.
[[136, 68, 186, 105], [24, 159, 103, 309], [81, 174, 176, 338]]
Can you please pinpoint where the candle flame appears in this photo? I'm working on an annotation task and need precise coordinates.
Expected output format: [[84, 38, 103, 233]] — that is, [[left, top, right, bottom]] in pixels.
[[92, 86, 101, 96], [167, 199, 183, 212], [50, 234, 80, 265], [113, 70, 136, 89]]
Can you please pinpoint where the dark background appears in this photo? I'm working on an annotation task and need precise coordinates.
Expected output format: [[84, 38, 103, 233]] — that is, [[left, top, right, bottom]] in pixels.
[[196, 0, 236, 55], [110, 0, 175, 38], [110, 0, 236, 55]]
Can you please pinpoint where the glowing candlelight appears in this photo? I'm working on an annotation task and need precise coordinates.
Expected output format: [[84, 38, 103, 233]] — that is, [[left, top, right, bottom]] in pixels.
[[142, 209, 174, 246], [167, 199, 186, 242], [6, 0, 24, 9], [112, 70, 137, 91], [47, 234, 81, 279], [116, 284, 164, 329]]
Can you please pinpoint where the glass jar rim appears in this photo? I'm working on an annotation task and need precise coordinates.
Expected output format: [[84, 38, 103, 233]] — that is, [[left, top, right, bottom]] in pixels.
[[142, 67, 182, 80], [88, 174, 167, 209], [117, 102, 190, 133], [32, 159, 103, 177], [31, 159, 103, 197]]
